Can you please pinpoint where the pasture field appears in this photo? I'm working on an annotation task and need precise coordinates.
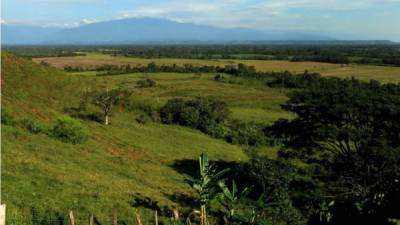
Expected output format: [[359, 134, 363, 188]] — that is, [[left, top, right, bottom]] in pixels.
[[2, 53, 284, 223], [34, 52, 400, 82]]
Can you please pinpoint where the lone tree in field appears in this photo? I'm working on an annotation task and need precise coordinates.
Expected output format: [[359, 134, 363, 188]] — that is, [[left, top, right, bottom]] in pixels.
[[90, 88, 132, 125]]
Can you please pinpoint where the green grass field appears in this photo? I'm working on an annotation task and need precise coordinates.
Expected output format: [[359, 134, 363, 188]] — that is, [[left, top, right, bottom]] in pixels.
[[34, 52, 400, 83], [2, 53, 286, 223], [4, 51, 399, 224]]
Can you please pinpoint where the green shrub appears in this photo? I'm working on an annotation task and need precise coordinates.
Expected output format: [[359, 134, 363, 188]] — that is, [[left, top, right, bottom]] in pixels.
[[226, 121, 266, 146], [50, 116, 88, 144], [1, 110, 16, 125], [19, 118, 47, 134], [136, 113, 150, 124], [214, 74, 224, 81], [136, 78, 156, 88]]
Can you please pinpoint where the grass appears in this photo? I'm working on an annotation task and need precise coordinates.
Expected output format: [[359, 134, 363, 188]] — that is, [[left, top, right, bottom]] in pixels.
[[2, 53, 283, 223], [33, 52, 400, 83]]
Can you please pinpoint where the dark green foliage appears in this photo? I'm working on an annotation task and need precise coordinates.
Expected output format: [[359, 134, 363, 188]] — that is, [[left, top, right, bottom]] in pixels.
[[136, 113, 151, 124], [63, 65, 84, 72], [50, 116, 88, 144], [214, 74, 224, 81], [291, 55, 349, 64], [19, 118, 47, 134], [266, 70, 325, 88], [136, 78, 156, 88], [1, 110, 16, 125], [160, 97, 230, 137], [271, 78, 400, 224], [246, 157, 305, 225], [159, 98, 270, 145], [225, 120, 266, 146]]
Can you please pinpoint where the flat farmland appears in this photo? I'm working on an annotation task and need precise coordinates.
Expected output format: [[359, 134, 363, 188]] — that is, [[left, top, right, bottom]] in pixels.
[[34, 53, 400, 82]]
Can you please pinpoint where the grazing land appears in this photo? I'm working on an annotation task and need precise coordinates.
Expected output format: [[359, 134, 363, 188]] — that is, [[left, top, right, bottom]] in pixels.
[[2, 53, 284, 223], [3, 45, 400, 225], [34, 53, 400, 82]]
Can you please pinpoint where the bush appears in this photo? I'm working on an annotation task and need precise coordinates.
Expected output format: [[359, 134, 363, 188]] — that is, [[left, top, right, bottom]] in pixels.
[[214, 74, 224, 81], [160, 97, 230, 132], [136, 114, 150, 124], [20, 118, 47, 134], [50, 116, 88, 144], [65, 107, 103, 123], [225, 121, 266, 146], [136, 78, 156, 88], [1, 110, 16, 125]]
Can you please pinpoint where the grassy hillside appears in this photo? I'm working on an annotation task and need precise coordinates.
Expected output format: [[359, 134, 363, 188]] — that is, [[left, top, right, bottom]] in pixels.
[[34, 53, 400, 83], [2, 54, 288, 223]]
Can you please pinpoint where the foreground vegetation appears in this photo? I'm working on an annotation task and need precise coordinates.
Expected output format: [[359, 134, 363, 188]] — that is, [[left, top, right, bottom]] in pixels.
[[2, 46, 400, 225]]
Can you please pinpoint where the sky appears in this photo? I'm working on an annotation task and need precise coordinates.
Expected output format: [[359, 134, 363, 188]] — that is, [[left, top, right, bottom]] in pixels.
[[1, 0, 400, 41]]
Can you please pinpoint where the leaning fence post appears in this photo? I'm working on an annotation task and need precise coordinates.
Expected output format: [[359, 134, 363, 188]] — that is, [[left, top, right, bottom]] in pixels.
[[69, 210, 75, 225], [0, 204, 6, 225], [112, 208, 118, 225], [154, 210, 158, 225], [172, 209, 179, 221], [135, 209, 143, 225], [89, 214, 94, 225]]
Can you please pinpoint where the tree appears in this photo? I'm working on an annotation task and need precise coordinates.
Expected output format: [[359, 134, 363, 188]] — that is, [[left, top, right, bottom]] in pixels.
[[271, 78, 400, 224], [90, 88, 132, 125]]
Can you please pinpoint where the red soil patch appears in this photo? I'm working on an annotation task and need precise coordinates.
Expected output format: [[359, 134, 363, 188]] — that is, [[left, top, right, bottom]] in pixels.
[[93, 135, 165, 162]]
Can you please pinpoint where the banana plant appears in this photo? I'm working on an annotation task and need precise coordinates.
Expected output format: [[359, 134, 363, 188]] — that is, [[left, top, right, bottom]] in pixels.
[[186, 153, 229, 225], [218, 180, 251, 223]]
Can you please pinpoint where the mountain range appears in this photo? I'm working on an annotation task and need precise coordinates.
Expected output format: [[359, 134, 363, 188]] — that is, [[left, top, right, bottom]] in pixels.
[[2, 18, 335, 45]]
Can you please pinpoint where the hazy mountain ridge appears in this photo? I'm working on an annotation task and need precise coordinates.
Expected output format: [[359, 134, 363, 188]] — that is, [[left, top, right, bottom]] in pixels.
[[2, 18, 335, 45]]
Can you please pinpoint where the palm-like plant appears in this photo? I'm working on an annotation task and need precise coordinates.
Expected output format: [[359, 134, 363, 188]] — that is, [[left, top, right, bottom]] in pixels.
[[186, 153, 229, 225], [218, 180, 251, 223]]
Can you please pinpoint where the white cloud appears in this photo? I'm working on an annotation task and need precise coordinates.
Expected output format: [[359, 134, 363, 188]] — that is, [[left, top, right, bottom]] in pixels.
[[82, 18, 97, 24], [0, 19, 7, 24]]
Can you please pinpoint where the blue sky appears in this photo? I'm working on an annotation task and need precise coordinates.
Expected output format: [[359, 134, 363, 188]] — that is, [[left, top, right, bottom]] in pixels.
[[2, 0, 400, 41]]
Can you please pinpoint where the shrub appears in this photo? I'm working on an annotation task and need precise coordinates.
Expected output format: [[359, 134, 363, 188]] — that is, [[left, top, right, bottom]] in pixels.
[[1, 110, 16, 125], [136, 78, 156, 88], [136, 114, 150, 124], [50, 116, 88, 144], [20, 118, 47, 134], [214, 74, 224, 81], [160, 97, 230, 132], [225, 121, 266, 146]]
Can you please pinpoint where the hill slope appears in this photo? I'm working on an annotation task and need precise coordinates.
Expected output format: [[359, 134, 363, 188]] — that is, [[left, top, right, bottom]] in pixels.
[[1, 54, 247, 223]]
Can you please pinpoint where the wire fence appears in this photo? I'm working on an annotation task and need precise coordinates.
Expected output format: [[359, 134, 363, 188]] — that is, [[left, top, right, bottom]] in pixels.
[[3, 205, 183, 225]]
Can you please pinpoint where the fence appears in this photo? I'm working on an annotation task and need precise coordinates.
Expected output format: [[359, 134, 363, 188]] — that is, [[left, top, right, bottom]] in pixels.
[[1, 205, 190, 225]]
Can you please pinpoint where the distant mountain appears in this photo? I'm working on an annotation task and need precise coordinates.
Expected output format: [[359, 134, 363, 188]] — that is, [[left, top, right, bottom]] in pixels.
[[1, 18, 335, 45], [1, 24, 61, 45]]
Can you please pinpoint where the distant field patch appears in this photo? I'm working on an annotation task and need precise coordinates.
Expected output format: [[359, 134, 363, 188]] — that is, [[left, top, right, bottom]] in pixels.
[[34, 53, 400, 82]]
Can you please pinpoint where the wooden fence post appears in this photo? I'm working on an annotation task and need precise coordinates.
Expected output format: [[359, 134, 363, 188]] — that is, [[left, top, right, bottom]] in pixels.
[[89, 214, 94, 225], [69, 210, 75, 225], [112, 208, 118, 225], [154, 210, 158, 225], [135, 209, 143, 225], [172, 209, 179, 221], [0, 204, 6, 225]]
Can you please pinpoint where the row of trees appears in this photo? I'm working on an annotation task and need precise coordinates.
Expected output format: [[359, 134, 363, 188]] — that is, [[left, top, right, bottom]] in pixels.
[[101, 44, 400, 66]]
